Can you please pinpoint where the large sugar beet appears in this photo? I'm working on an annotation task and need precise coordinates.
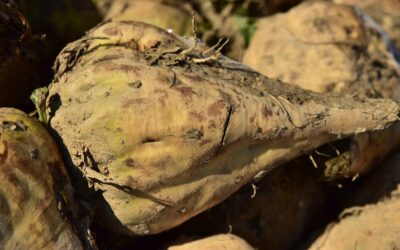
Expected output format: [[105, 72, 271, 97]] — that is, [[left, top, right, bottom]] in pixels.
[[0, 108, 85, 249], [244, 1, 399, 96], [47, 21, 399, 235], [243, 1, 400, 176]]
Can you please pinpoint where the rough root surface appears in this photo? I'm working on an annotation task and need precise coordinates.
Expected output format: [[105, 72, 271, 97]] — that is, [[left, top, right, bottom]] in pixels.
[[243, 1, 400, 175], [47, 20, 399, 235], [0, 108, 83, 250]]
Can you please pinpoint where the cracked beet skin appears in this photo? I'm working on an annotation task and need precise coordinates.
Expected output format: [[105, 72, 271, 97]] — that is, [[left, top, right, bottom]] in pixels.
[[46, 20, 399, 235]]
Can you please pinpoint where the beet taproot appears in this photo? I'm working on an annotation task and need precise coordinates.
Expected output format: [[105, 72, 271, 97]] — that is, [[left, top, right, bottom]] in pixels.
[[243, 1, 400, 177], [45, 20, 399, 235], [0, 108, 94, 249]]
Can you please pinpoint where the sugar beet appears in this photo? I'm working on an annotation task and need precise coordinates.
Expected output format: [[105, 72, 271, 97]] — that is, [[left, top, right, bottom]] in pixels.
[[0, 108, 87, 249], [46, 21, 399, 235], [244, 1, 400, 176]]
